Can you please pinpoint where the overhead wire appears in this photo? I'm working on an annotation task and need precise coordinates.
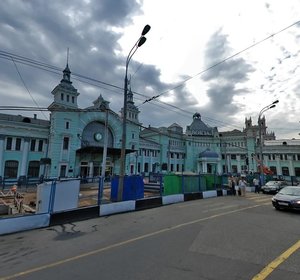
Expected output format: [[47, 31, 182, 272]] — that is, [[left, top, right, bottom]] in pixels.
[[142, 20, 300, 104], [0, 20, 299, 132], [10, 57, 49, 120]]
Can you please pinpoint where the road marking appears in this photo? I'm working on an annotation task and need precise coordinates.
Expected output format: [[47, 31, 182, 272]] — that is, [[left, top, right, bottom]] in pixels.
[[0, 204, 264, 280], [202, 204, 237, 212], [252, 239, 300, 280]]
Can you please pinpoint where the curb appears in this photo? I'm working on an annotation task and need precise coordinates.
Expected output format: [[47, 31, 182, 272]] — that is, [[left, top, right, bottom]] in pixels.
[[0, 189, 230, 235]]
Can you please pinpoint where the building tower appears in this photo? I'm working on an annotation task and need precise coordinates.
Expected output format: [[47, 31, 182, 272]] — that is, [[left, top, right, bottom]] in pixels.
[[120, 78, 140, 124]]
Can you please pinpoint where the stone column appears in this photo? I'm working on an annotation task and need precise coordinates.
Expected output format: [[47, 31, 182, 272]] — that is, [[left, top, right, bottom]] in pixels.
[[289, 156, 294, 176], [276, 156, 281, 176], [237, 155, 241, 173], [88, 161, 93, 178], [20, 138, 30, 176], [0, 135, 5, 176]]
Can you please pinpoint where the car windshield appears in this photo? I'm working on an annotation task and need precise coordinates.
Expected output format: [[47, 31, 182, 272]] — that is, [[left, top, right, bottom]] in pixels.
[[278, 187, 300, 196]]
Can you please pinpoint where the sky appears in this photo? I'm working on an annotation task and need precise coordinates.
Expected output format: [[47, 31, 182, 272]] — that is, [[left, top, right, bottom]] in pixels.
[[0, 0, 300, 139]]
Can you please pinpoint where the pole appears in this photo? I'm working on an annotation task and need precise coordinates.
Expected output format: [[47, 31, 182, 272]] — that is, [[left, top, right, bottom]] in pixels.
[[118, 73, 128, 201], [100, 109, 109, 203], [258, 100, 279, 185], [258, 114, 263, 184], [118, 25, 151, 201]]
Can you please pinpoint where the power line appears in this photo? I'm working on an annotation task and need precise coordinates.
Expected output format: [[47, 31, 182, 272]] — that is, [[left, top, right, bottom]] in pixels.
[[1, 19, 299, 132], [11, 57, 49, 120], [142, 20, 300, 104], [2, 49, 240, 130]]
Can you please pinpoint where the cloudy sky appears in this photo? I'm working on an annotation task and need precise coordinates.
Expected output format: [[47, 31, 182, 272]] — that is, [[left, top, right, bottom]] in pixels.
[[1, 0, 300, 139]]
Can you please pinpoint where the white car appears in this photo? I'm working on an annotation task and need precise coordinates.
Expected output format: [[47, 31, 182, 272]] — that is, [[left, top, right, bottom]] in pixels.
[[261, 181, 288, 194]]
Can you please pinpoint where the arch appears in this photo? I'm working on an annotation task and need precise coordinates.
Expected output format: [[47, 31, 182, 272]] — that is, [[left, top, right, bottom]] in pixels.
[[4, 160, 19, 178], [22, 117, 31, 123], [27, 161, 40, 178], [81, 121, 114, 148]]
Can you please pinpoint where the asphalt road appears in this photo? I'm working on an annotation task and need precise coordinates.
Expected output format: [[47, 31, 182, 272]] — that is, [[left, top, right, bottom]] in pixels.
[[0, 193, 300, 280]]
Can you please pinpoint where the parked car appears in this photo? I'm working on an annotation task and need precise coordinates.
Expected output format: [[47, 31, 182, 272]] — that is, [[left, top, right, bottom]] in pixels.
[[272, 186, 300, 211], [261, 180, 288, 194]]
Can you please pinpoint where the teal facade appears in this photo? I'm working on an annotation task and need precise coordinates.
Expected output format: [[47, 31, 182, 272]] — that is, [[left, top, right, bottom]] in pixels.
[[0, 65, 299, 183]]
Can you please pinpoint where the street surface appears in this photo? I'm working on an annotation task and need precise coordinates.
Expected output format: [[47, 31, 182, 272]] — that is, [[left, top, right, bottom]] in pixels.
[[0, 193, 300, 280]]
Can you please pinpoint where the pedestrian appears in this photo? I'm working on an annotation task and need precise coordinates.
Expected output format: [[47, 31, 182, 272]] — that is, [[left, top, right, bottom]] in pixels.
[[235, 177, 240, 196], [239, 176, 247, 197], [231, 176, 236, 196], [253, 177, 260, 193]]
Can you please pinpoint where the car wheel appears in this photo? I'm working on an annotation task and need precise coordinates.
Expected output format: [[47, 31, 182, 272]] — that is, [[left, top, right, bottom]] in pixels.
[[274, 205, 281, 211]]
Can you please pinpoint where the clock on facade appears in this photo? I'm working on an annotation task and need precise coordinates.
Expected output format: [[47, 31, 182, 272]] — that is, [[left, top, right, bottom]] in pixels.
[[94, 132, 103, 141]]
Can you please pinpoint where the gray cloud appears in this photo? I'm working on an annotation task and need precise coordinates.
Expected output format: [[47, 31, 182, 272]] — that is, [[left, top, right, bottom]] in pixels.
[[0, 0, 163, 116], [201, 29, 254, 119]]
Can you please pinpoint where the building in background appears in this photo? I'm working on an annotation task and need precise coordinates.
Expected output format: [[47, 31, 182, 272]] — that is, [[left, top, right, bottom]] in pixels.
[[0, 64, 299, 184]]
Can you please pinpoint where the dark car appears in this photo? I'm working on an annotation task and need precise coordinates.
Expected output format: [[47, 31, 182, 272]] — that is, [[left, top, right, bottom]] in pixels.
[[272, 186, 300, 211], [261, 180, 288, 194]]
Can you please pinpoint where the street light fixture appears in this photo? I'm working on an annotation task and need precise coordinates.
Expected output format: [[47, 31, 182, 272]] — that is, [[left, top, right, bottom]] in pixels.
[[258, 100, 279, 185], [118, 24, 151, 201]]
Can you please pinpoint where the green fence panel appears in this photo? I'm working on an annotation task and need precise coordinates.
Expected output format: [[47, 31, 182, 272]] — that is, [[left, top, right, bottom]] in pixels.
[[182, 176, 199, 193], [163, 175, 182, 195]]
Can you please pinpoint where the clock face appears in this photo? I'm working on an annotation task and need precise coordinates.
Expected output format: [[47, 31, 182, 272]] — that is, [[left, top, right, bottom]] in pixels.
[[94, 132, 102, 141]]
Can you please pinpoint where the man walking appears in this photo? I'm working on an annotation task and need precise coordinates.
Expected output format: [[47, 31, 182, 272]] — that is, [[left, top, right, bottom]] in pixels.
[[253, 177, 260, 193]]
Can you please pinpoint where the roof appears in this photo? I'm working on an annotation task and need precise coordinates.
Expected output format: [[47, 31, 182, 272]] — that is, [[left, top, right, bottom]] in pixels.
[[199, 150, 219, 158], [186, 113, 213, 135]]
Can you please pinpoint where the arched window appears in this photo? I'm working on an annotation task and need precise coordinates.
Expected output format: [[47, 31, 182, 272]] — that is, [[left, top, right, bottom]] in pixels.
[[27, 161, 40, 178], [282, 167, 289, 176], [270, 166, 277, 175], [4, 160, 19, 178]]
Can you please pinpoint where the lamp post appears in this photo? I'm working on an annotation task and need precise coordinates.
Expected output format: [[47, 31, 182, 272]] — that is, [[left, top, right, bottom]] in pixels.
[[258, 100, 279, 185], [118, 24, 151, 201]]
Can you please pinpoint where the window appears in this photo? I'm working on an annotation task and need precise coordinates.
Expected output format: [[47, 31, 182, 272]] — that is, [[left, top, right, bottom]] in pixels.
[[132, 133, 135, 139], [63, 137, 69, 150], [30, 139, 36, 151], [15, 138, 21, 151], [27, 161, 40, 177], [295, 167, 300, 177], [232, 165, 237, 173], [222, 165, 226, 173], [60, 165, 67, 178], [144, 163, 149, 172], [282, 167, 289, 176], [284, 154, 288, 160], [66, 121, 70, 129], [38, 140, 43, 152], [6, 137, 12, 150], [270, 166, 277, 175], [72, 96, 75, 103], [67, 95, 70, 102], [4, 160, 18, 178], [61, 93, 64, 101], [231, 154, 236, 160]]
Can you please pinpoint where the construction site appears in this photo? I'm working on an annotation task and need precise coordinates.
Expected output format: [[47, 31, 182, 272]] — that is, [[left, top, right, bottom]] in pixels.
[[0, 182, 110, 217]]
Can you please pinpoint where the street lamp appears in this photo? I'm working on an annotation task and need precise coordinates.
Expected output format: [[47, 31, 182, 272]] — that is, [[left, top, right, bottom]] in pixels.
[[118, 24, 151, 201], [258, 100, 279, 185]]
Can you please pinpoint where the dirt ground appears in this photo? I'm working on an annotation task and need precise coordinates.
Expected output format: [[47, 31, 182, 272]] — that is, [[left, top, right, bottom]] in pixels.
[[1, 182, 156, 215]]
